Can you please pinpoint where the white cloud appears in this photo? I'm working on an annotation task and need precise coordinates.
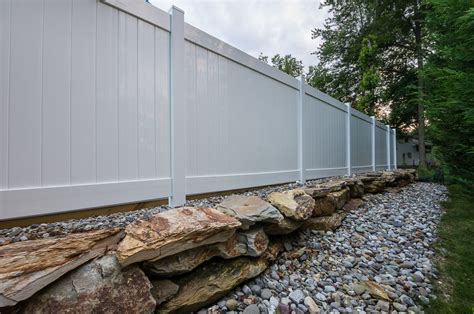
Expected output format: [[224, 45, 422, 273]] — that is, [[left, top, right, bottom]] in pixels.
[[149, 0, 328, 69]]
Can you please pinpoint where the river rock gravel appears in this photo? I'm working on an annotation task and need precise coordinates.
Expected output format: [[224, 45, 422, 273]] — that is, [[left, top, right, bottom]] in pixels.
[[206, 182, 447, 313]]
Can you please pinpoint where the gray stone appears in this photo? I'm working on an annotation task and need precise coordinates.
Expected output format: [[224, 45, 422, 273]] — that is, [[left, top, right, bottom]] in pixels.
[[289, 289, 305, 304], [243, 304, 260, 314], [393, 302, 407, 311], [261, 288, 272, 300], [217, 195, 284, 229]]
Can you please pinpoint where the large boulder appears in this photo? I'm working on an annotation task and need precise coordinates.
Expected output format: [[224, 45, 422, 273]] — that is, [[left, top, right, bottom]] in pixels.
[[116, 207, 241, 266], [157, 257, 268, 313], [216, 195, 284, 229], [15, 254, 156, 313], [267, 189, 315, 221], [0, 229, 122, 307], [142, 228, 268, 277], [329, 187, 350, 210], [263, 218, 302, 235], [302, 211, 347, 231]]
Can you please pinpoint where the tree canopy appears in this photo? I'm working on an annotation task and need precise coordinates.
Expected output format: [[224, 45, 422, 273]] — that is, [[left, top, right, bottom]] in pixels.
[[423, 0, 474, 182], [258, 53, 304, 78]]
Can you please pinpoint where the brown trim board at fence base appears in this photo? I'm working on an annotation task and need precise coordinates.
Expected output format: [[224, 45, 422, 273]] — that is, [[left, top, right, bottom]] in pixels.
[[0, 199, 168, 229]]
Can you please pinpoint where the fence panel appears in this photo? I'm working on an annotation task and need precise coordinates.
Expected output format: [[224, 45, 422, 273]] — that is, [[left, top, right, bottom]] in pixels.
[[350, 111, 372, 173], [303, 87, 348, 179], [183, 37, 299, 195], [0, 0, 172, 219]]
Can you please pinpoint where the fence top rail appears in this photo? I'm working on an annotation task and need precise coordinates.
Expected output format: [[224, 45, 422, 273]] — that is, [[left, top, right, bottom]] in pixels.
[[100, 0, 171, 32], [375, 120, 387, 130], [351, 108, 372, 123], [184, 23, 299, 90], [303, 83, 347, 112]]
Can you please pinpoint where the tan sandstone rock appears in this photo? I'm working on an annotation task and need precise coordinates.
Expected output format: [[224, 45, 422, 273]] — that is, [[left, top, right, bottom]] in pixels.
[[216, 195, 284, 229], [0, 228, 122, 307], [304, 180, 346, 198], [142, 228, 268, 277], [15, 254, 156, 313], [267, 189, 315, 221], [359, 177, 386, 193], [361, 280, 391, 301], [263, 218, 302, 235], [313, 196, 336, 216], [116, 207, 241, 266], [158, 257, 268, 313], [329, 188, 350, 210], [302, 211, 347, 231], [343, 198, 365, 212]]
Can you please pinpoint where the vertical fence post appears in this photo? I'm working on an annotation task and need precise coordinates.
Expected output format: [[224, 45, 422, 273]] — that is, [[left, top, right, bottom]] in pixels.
[[393, 128, 397, 169], [386, 124, 391, 170], [297, 75, 305, 185], [345, 103, 351, 176], [371, 116, 376, 171], [168, 6, 186, 207]]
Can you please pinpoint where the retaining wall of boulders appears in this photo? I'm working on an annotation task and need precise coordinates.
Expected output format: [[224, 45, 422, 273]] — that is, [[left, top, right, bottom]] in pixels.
[[0, 169, 416, 313]]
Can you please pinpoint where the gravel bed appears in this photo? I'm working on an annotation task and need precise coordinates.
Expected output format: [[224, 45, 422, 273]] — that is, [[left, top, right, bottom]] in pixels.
[[205, 182, 447, 313], [0, 177, 335, 244]]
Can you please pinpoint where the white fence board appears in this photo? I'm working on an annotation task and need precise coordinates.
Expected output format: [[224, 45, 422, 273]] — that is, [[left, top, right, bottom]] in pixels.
[[0, 0, 11, 190], [351, 115, 372, 172], [375, 125, 388, 169], [303, 92, 347, 179]]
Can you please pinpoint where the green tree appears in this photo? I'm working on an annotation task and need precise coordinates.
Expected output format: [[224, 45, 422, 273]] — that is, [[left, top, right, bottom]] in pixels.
[[311, 0, 428, 166], [424, 0, 474, 182], [259, 53, 304, 77]]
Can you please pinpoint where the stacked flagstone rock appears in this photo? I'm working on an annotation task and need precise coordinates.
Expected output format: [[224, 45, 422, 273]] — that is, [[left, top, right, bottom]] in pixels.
[[0, 169, 416, 313]]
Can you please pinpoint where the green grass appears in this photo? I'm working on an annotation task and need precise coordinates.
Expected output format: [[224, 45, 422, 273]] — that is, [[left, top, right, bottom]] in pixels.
[[425, 184, 474, 313]]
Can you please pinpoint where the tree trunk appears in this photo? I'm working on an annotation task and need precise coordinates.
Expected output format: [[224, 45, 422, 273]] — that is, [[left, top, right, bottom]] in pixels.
[[414, 18, 427, 168]]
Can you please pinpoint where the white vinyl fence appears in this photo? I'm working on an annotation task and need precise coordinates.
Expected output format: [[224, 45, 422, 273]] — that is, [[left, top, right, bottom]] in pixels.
[[0, 0, 397, 220]]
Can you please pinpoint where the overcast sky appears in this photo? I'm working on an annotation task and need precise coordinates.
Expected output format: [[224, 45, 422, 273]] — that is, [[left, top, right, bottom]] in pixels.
[[149, 0, 328, 69]]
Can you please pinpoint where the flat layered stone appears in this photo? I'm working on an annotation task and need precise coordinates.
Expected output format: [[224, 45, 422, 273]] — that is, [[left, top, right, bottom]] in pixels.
[[329, 187, 350, 210], [116, 207, 241, 266], [267, 189, 315, 221], [158, 257, 268, 313], [359, 177, 386, 193], [302, 211, 347, 231], [0, 229, 122, 307], [142, 228, 268, 277], [304, 180, 346, 198], [16, 254, 156, 313], [216, 195, 284, 229], [263, 218, 302, 235]]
